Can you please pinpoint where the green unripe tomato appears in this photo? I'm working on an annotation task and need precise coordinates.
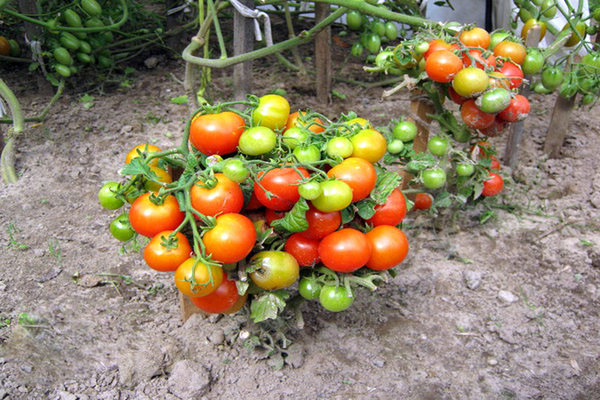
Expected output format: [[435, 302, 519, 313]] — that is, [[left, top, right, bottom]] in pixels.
[[298, 181, 322, 200], [326, 137, 354, 159], [387, 139, 404, 154], [392, 120, 418, 142], [282, 127, 309, 149], [319, 285, 354, 312], [98, 181, 124, 210], [456, 163, 475, 177], [222, 159, 249, 183], [298, 277, 323, 300], [238, 126, 277, 156], [109, 213, 136, 242]]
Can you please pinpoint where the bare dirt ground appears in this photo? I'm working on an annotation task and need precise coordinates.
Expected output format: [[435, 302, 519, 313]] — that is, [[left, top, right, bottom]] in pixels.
[[1, 47, 600, 400]]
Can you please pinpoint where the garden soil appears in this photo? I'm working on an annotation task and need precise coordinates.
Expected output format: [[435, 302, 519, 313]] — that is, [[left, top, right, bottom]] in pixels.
[[1, 51, 600, 400]]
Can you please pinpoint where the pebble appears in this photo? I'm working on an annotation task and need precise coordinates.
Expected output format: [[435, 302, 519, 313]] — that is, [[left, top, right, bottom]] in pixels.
[[463, 270, 483, 290], [498, 290, 519, 303], [487, 357, 499, 366], [33, 248, 45, 258], [20, 364, 33, 373], [207, 329, 225, 345], [372, 357, 386, 368], [168, 360, 211, 398]]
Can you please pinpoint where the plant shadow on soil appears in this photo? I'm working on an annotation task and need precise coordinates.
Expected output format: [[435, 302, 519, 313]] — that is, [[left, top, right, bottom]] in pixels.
[[1, 44, 600, 399]]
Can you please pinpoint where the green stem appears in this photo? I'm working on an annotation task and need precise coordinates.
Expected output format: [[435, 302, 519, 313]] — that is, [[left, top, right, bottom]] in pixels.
[[0, 78, 25, 184], [182, 7, 347, 68]]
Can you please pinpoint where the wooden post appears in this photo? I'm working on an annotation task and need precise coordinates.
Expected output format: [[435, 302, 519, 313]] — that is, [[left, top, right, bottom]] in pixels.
[[542, 94, 576, 158], [315, 3, 331, 103], [503, 25, 541, 169], [402, 95, 433, 190], [233, 0, 254, 104], [179, 292, 207, 322]]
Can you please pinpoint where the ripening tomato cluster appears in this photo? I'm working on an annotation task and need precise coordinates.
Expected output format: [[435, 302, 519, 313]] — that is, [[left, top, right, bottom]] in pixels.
[[100, 94, 415, 318], [421, 27, 531, 137]]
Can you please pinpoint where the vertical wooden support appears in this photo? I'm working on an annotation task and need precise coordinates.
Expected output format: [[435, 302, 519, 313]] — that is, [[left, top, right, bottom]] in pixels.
[[402, 96, 433, 190], [542, 94, 576, 158], [179, 292, 207, 322], [315, 3, 331, 103], [233, 0, 254, 104], [18, 0, 52, 95], [542, 53, 581, 158], [503, 25, 541, 169]]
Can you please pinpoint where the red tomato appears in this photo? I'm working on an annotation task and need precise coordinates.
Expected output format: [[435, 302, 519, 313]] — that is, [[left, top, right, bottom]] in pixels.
[[319, 228, 372, 273], [365, 226, 409, 270], [479, 117, 507, 137], [459, 27, 491, 49], [189, 111, 246, 155], [300, 205, 342, 240], [497, 94, 530, 122], [413, 193, 433, 210], [497, 61, 524, 89], [284, 233, 320, 267], [367, 188, 407, 226], [254, 167, 310, 211], [448, 86, 469, 105], [203, 213, 257, 263], [189, 279, 241, 313], [245, 191, 263, 210], [461, 99, 495, 130], [129, 193, 185, 238], [285, 111, 325, 133], [144, 231, 192, 272], [425, 50, 463, 83], [327, 157, 377, 202], [265, 208, 286, 225], [190, 173, 244, 217], [482, 172, 504, 196], [424, 39, 459, 59], [174, 258, 223, 297]]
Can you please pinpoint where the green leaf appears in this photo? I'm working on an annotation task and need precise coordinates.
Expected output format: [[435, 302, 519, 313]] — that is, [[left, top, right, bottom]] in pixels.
[[435, 191, 452, 208], [121, 157, 151, 176], [405, 153, 436, 172], [356, 198, 377, 220], [28, 62, 39, 71], [235, 280, 250, 296], [271, 198, 309, 233], [79, 93, 95, 103], [473, 181, 484, 200], [250, 291, 289, 322], [170, 95, 188, 105], [371, 171, 402, 204], [341, 207, 355, 224]]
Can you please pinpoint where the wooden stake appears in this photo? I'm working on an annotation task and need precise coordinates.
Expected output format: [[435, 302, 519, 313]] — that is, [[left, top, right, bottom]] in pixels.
[[233, 0, 254, 104], [179, 292, 207, 322], [402, 95, 433, 190], [503, 25, 541, 169], [542, 94, 576, 158], [315, 3, 332, 103]]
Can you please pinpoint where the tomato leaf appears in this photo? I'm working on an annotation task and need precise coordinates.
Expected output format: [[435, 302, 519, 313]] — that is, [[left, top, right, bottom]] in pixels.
[[170, 95, 188, 104], [235, 280, 249, 296], [271, 198, 309, 233], [473, 181, 484, 200], [435, 191, 452, 208], [120, 157, 151, 176], [371, 171, 402, 204], [250, 290, 289, 322], [356, 198, 377, 220], [405, 153, 436, 172], [341, 207, 355, 224]]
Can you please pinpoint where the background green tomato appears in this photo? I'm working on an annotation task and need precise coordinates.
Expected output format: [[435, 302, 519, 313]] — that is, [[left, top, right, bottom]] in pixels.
[[427, 136, 449, 157], [351, 42, 365, 59], [298, 182, 322, 200], [282, 127, 309, 149], [109, 213, 136, 241], [422, 168, 447, 189], [311, 180, 353, 212], [384, 21, 398, 41], [293, 144, 321, 163], [363, 33, 381, 54], [346, 10, 362, 30], [476, 88, 512, 114], [522, 49, 544, 75], [319, 285, 354, 312], [326, 137, 354, 159], [393, 121, 418, 142], [387, 139, 404, 154], [541, 68, 564, 90], [223, 159, 249, 183], [238, 126, 277, 156], [298, 277, 323, 300], [98, 181, 124, 210], [456, 164, 475, 177]]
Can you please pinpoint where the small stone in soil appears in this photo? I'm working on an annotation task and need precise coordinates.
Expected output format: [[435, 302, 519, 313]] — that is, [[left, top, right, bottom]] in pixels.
[[463, 270, 483, 290], [498, 290, 519, 303]]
